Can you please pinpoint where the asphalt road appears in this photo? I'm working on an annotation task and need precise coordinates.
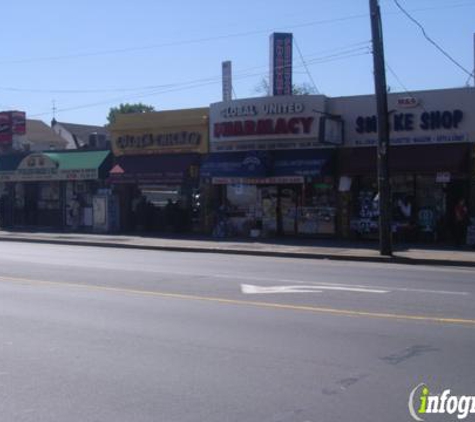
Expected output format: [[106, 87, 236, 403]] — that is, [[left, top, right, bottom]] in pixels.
[[0, 242, 474, 422]]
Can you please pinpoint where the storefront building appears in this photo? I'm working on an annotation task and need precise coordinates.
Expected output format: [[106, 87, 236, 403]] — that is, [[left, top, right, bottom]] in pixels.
[[205, 95, 341, 237], [0, 150, 112, 229], [109, 108, 208, 233], [329, 87, 475, 242]]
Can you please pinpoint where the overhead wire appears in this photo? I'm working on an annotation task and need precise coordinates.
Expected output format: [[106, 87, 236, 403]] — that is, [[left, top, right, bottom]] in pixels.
[[465, 70, 474, 87], [392, 0, 472, 78], [0, 14, 370, 66], [12, 0, 473, 118], [385, 61, 429, 113], [293, 37, 321, 94], [2, 41, 371, 95], [0, 2, 472, 66], [28, 48, 371, 118]]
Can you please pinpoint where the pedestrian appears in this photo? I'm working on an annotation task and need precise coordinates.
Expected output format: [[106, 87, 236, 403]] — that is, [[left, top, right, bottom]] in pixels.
[[453, 198, 468, 247], [69, 195, 81, 231], [397, 196, 412, 220], [131, 191, 141, 231]]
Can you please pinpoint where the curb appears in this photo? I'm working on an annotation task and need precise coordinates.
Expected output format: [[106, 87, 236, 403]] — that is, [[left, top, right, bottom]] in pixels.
[[1, 235, 475, 268]]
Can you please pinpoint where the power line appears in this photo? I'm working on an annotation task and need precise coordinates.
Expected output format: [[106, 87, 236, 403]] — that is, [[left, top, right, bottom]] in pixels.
[[392, 0, 472, 78], [385, 61, 411, 93], [0, 14, 370, 66], [293, 37, 321, 94], [0, 2, 471, 66], [465, 70, 474, 87], [385, 61, 429, 113], [0, 41, 371, 95], [28, 50, 369, 118], [305, 47, 371, 65]]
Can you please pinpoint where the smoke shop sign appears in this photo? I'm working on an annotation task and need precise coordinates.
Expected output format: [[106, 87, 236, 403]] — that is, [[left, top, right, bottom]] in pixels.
[[210, 96, 326, 152], [353, 109, 468, 146]]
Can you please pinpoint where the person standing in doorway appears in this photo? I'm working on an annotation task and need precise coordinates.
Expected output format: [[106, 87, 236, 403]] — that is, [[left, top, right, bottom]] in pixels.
[[453, 198, 468, 247], [69, 195, 81, 231]]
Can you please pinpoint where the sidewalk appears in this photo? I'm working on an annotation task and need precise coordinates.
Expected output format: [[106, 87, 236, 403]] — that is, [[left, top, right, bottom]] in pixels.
[[0, 229, 474, 267]]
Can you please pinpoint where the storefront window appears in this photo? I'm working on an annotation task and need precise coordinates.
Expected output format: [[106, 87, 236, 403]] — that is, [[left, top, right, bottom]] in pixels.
[[15, 184, 24, 209], [350, 176, 379, 236], [38, 182, 61, 210], [226, 184, 258, 235], [140, 185, 182, 207], [298, 178, 336, 235], [222, 179, 337, 237], [416, 176, 445, 238], [260, 186, 277, 234]]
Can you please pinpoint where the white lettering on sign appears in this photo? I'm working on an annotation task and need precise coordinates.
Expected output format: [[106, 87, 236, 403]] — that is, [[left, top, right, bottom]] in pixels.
[[221, 105, 257, 118], [263, 102, 304, 115], [116, 131, 202, 150]]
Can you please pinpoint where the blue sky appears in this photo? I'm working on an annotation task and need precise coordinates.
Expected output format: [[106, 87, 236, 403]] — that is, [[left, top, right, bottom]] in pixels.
[[1, 0, 473, 126]]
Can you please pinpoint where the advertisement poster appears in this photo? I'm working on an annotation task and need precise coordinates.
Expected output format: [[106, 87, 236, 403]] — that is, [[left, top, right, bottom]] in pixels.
[[0, 112, 12, 144]]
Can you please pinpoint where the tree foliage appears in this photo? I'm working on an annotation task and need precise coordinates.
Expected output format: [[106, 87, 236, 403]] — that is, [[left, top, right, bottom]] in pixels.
[[254, 77, 318, 96], [107, 102, 156, 125]]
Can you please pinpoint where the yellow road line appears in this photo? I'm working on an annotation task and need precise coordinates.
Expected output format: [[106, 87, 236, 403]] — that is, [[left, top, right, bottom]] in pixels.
[[1, 275, 475, 327]]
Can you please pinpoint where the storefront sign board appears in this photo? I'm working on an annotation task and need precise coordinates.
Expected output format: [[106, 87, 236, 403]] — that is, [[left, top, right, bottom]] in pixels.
[[111, 108, 209, 156], [210, 96, 329, 152]]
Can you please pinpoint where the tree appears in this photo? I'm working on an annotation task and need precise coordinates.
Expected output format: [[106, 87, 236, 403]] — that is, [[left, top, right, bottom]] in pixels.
[[107, 102, 156, 125], [254, 77, 318, 96]]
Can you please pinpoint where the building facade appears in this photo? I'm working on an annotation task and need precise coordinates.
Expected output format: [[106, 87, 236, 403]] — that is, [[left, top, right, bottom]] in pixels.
[[332, 87, 474, 242], [205, 95, 340, 237], [204, 87, 475, 242], [109, 108, 209, 233], [0, 150, 112, 230]]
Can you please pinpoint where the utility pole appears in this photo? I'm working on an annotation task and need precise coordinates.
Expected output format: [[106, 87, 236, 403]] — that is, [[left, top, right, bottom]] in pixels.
[[369, 0, 392, 256]]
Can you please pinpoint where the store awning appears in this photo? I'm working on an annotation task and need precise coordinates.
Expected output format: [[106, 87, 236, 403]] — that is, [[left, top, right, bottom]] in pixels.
[[109, 153, 200, 184], [201, 151, 272, 179], [0, 150, 111, 182], [273, 148, 335, 177], [201, 149, 335, 180], [338, 143, 471, 175]]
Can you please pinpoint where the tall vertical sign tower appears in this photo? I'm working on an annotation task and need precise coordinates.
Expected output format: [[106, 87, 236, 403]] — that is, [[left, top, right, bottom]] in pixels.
[[222, 61, 233, 102], [269, 33, 293, 96]]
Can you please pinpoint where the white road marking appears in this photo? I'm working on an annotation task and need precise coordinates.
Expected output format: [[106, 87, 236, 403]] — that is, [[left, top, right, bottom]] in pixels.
[[241, 285, 323, 294], [241, 284, 388, 295], [0, 267, 468, 296], [230, 275, 467, 296], [306, 281, 469, 296]]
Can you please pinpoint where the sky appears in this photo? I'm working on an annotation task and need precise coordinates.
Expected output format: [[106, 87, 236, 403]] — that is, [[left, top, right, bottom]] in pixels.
[[0, 0, 474, 126]]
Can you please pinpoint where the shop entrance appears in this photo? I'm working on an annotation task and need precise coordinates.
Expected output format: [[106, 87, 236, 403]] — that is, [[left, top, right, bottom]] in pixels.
[[446, 179, 469, 225], [119, 184, 192, 233], [224, 184, 302, 237], [224, 181, 337, 238], [260, 185, 300, 236], [24, 183, 39, 226]]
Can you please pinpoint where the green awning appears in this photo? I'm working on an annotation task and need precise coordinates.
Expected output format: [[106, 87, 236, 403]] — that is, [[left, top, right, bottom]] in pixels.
[[44, 150, 110, 171], [0, 150, 111, 182]]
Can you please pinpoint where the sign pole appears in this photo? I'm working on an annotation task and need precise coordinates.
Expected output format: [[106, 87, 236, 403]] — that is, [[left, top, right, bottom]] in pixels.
[[369, 0, 392, 256]]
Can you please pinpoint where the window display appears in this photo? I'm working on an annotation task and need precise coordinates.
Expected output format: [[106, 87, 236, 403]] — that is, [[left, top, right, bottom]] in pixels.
[[261, 187, 277, 234], [223, 179, 337, 237], [298, 180, 336, 235], [38, 182, 60, 210], [226, 184, 258, 235]]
